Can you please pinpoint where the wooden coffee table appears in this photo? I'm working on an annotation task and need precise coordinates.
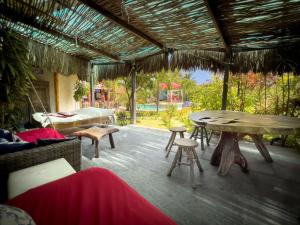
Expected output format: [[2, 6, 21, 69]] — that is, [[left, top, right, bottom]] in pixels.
[[74, 126, 119, 158], [190, 111, 300, 176]]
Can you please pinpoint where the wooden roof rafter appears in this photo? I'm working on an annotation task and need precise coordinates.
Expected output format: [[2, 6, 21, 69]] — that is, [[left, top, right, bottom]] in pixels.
[[203, 0, 229, 50], [78, 0, 164, 50], [0, 3, 120, 61]]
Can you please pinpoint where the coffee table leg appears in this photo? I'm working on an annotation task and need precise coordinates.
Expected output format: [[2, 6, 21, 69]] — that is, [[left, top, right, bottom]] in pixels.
[[95, 140, 99, 158], [211, 132, 248, 176], [109, 134, 115, 148]]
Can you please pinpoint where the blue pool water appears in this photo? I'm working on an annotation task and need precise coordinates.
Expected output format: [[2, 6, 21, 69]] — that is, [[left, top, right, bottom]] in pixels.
[[137, 104, 182, 111]]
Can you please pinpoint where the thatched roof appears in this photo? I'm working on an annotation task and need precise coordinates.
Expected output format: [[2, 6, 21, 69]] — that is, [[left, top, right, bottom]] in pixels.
[[1, 0, 300, 78]]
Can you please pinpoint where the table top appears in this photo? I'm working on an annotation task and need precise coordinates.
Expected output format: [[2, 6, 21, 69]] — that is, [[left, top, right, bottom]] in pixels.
[[189, 111, 300, 135]]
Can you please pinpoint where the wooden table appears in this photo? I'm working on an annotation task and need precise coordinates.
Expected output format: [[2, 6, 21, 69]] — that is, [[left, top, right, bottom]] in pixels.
[[189, 111, 300, 176]]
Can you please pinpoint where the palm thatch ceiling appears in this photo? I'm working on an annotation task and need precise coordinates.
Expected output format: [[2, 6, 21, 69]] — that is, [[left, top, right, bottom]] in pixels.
[[1, 0, 300, 78]]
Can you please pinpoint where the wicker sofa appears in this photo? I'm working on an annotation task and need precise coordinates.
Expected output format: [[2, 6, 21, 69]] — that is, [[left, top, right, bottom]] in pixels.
[[0, 139, 81, 202]]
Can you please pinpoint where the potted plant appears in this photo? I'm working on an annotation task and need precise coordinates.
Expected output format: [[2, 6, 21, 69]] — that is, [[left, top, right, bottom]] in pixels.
[[73, 80, 89, 108]]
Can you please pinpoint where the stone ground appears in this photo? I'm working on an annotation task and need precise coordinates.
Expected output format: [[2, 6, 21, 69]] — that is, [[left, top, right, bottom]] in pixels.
[[81, 125, 300, 225]]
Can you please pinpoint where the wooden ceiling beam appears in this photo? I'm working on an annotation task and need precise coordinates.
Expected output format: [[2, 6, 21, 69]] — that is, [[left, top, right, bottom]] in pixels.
[[203, 0, 229, 50], [78, 0, 164, 49], [0, 4, 120, 61]]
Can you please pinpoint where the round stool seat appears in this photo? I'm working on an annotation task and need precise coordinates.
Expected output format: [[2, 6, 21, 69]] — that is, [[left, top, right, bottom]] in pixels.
[[196, 122, 207, 127], [170, 127, 186, 132], [174, 138, 198, 148]]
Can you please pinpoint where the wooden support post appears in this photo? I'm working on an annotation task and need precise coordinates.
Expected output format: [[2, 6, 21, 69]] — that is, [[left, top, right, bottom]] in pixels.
[[156, 78, 160, 113], [131, 65, 137, 124], [54, 72, 59, 112], [90, 65, 95, 107], [221, 50, 231, 110]]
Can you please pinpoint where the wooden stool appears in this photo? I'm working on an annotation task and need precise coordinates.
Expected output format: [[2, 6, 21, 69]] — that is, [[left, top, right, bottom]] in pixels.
[[74, 126, 119, 158], [167, 138, 203, 188], [190, 123, 210, 150], [165, 127, 186, 158]]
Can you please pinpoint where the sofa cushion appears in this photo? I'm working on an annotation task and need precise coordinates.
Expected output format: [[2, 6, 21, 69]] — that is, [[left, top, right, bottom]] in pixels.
[[0, 138, 8, 143], [8, 158, 75, 199], [0, 129, 13, 142], [17, 128, 65, 144], [0, 204, 36, 225], [0, 142, 36, 155]]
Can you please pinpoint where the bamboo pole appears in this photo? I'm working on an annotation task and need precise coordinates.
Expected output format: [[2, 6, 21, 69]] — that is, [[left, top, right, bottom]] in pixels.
[[54, 72, 59, 112], [90, 65, 95, 107]]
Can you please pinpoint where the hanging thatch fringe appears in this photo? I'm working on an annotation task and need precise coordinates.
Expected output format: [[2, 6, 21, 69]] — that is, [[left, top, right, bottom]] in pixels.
[[232, 44, 300, 74], [93, 44, 300, 79], [136, 52, 167, 74], [94, 63, 131, 80], [26, 39, 89, 79], [94, 52, 168, 80], [170, 50, 225, 72]]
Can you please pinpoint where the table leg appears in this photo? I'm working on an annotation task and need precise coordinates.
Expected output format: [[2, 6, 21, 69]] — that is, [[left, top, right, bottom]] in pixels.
[[250, 134, 273, 162], [109, 133, 115, 148], [178, 147, 182, 165], [95, 140, 99, 158], [211, 132, 248, 176], [166, 133, 176, 158], [190, 156, 196, 189], [179, 131, 184, 138], [167, 147, 181, 176], [191, 147, 203, 173], [189, 127, 197, 139], [165, 132, 175, 151], [200, 127, 204, 150]]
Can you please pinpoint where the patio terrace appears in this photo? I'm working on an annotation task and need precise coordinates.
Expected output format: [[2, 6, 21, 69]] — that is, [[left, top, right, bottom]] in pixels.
[[81, 125, 300, 225]]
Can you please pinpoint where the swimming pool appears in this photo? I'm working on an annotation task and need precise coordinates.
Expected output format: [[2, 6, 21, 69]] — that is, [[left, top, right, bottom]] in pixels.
[[137, 103, 182, 111]]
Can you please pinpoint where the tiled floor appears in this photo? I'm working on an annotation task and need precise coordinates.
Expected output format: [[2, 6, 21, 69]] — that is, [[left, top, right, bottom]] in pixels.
[[81, 125, 300, 225]]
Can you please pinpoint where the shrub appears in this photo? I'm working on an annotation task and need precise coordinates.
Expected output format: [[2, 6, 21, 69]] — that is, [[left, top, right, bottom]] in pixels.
[[116, 111, 130, 126], [161, 104, 177, 129]]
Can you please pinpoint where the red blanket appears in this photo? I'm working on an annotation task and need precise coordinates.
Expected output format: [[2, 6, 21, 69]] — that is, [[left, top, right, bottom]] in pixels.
[[17, 128, 65, 144], [7, 168, 177, 225]]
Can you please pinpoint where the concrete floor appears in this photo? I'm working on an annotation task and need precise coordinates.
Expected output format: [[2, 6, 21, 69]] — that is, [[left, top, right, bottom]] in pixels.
[[81, 125, 300, 225]]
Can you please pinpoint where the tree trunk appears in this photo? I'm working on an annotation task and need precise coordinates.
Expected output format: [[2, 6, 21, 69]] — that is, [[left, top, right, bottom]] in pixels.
[[285, 73, 290, 116], [281, 74, 285, 114], [156, 79, 159, 113], [264, 74, 267, 114]]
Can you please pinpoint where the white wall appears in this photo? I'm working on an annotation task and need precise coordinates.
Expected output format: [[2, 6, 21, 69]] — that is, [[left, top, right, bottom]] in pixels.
[[57, 73, 78, 112], [36, 71, 79, 112]]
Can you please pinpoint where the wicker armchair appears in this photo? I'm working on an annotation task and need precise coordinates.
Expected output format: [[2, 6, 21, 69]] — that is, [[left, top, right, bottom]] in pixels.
[[0, 139, 81, 202]]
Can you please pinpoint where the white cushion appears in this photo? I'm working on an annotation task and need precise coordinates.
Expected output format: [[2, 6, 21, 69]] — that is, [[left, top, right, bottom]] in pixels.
[[8, 158, 76, 199]]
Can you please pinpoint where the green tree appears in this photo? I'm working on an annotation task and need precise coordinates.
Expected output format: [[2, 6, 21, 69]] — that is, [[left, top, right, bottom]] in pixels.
[[120, 72, 155, 111]]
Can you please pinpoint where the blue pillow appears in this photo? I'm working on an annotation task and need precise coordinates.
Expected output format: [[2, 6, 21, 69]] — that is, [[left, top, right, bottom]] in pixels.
[[0, 129, 13, 142], [0, 142, 36, 155]]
